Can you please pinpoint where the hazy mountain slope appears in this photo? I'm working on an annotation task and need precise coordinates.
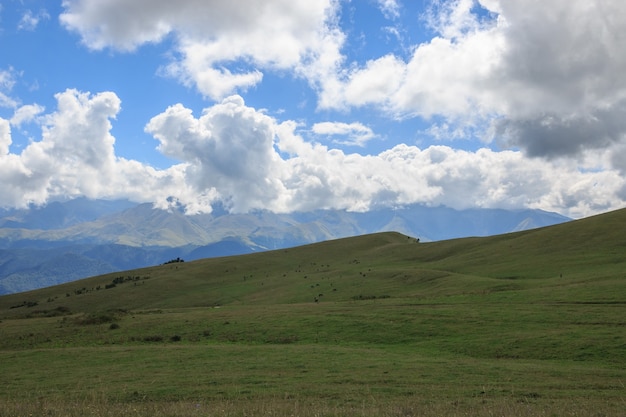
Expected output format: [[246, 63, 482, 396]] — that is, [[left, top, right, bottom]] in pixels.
[[187, 237, 264, 259], [0, 199, 572, 294], [0, 207, 622, 315], [0, 201, 571, 249], [0, 252, 115, 294], [0, 198, 135, 230], [0, 244, 190, 294]]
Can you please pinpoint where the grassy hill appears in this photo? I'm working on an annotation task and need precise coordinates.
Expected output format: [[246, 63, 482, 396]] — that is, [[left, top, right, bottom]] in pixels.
[[0, 208, 624, 416]]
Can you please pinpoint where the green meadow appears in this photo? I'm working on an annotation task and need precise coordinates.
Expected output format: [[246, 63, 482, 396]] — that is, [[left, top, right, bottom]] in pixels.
[[0, 209, 625, 416]]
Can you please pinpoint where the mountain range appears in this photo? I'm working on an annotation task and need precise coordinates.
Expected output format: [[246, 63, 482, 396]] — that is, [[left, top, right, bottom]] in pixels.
[[0, 198, 570, 294]]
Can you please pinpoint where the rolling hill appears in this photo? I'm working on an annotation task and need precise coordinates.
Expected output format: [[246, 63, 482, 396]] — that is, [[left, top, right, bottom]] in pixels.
[[0, 199, 570, 293], [0, 206, 622, 313]]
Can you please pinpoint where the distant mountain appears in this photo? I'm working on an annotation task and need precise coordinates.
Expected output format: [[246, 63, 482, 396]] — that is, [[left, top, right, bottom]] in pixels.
[[0, 244, 187, 294], [0, 250, 115, 294], [0, 198, 135, 230], [188, 237, 265, 259], [0, 199, 571, 294]]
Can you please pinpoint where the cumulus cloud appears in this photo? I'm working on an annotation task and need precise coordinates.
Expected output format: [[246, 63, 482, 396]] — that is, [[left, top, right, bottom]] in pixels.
[[60, 0, 343, 100], [0, 91, 623, 217], [488, 0, 626, 163], [145, 95, 287, 212], [0, 118, 11, 155], [143, 95, 625, 217], [0, 89, 181, 208], [423, 0, 492, 40], [15, 90, 121, 203], [57, 0, 626, 161], [5, 0, 626, 218], [328, 23, 504, 119], [328, 0, 626, 167], [276, 124, 624, 217], [10, 104, 45, 126], [312, 122, 376, 147], [493, 105, 626, 158]]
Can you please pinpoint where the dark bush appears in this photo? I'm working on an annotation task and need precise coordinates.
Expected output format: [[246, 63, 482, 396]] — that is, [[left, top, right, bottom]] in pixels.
[[351, 294, 390, 301], [10, 300, 39, 309], [266, 335, 298, 344], [112, 277, 125, 285], [76, 313, 115, 325], [163, 257, 185, 265], [170, 335, 182, 342], [25, 306, 72, 319], [143, 335, 164, 342], [109, 323, 120, 330]]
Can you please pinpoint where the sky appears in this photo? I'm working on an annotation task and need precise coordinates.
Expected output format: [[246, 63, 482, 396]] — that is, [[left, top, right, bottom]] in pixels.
[[1, 0, 625, 219]]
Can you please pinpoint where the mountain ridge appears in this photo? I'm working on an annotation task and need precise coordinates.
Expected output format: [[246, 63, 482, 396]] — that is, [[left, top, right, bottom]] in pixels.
[[0, 199, 571, 294], [1, 206, 623, 314]]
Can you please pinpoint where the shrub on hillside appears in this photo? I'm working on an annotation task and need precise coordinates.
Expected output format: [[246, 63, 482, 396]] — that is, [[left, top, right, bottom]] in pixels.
[[143, 335, 164, 342], [75, 313, 115, 325], [163, 257, 185, 265]]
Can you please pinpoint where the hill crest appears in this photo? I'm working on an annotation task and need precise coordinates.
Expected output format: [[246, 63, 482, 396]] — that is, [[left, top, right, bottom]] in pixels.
[[1, 207, 623, 314], [0, 200, 571, 294]]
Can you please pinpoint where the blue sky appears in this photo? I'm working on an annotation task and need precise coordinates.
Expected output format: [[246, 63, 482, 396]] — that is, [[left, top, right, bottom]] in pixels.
[[1, 0, 625, 218]]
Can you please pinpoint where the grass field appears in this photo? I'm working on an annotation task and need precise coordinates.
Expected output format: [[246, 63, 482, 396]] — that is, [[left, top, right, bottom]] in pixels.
[[0, 208, 625, 416]]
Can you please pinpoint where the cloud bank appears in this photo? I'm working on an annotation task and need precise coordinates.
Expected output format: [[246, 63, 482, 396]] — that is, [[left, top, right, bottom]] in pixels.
[[1, 90, 623, 218]]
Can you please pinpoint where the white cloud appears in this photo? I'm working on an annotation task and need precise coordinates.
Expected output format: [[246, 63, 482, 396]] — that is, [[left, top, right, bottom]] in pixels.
[[145, 96, 625, 217], [0, 90, 623, 217], [7, 0, 626, 218], [0, 68, 18, 109], [145, 95, 288, 213], [18, 9, 50, 31], [312, 121, 376, 147], [423, 0, 488, 40], [332, 20, 504, 118], [326, 0, 626, 168], [0, 69, 16, 91], [57, 0, 626, 162], [10, 104, 45, 126], [17, 90, 121, 201], [377, 0, 400, 20], [60, 0, 343, 100], [0, 118, 11, 155], [342, 54, 406, 109], [161, 47, 264, 100], [0, 92, 17, 109], [0, 89, 181, 208]]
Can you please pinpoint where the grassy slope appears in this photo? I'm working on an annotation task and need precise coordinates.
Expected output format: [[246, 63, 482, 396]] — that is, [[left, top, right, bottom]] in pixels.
[[0, 208, 625, 415]]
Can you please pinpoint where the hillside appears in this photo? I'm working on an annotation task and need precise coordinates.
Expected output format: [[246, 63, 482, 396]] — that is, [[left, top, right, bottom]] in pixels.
[[0, 200, 570, 294], [0, 207, 622, 314], [0, 208, 623, 416], [0, 200, 570, 247]]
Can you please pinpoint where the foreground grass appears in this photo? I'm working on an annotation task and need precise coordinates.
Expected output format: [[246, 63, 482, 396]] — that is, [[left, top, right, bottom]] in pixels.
[[1, 300, 624, 415], [1, 397, 623, 417], [1, 210, 626, 415], [1, 344, 623, 416]]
